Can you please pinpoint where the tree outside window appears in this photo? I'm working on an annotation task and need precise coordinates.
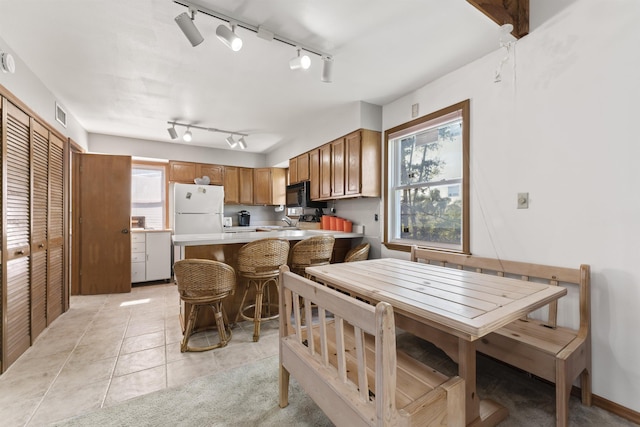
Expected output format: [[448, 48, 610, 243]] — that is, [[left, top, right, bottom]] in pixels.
[[385, 100, 469, 253]]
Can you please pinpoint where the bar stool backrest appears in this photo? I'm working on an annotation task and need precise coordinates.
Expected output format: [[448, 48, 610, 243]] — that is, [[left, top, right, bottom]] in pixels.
[[174, 259, 236, 300], [237, 238, 291, 279], [290, 235, 336, 275]]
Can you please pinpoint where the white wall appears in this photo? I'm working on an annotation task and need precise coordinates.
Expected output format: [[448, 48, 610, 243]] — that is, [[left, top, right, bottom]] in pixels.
[[0, 36, 88, 149], [89, 133, 265, 168], [382, 0, 640, 412]]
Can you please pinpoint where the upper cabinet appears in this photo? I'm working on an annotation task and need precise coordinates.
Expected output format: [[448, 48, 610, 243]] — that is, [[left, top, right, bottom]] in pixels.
[[288, 152, 310, 185], [168, 161, 197, 183], [254, 168, 286, 206], [168, 161, 224, 185], [295, 129, 381, 201], [224, 166, 254, 205], [196, 164, 224, 185]]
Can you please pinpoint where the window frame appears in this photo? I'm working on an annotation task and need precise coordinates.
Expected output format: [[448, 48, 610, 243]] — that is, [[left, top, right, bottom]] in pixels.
[[383, 99, 470, 254], [131, 160, 169, 230]]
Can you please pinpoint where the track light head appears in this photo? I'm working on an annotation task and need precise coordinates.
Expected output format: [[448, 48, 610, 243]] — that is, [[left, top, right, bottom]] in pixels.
[[175, 10, 204, 47], [321, 56, 333, 83], [238, 136, 247, 150], [216, 24, 242, 51], [290, 49, 311, 70], [183, 128, 193, 142], [226, 135, 237, 148], [167, 125, 178, 139]]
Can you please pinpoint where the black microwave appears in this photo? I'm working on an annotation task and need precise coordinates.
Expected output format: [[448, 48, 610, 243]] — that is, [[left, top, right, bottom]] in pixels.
[[285, 181, 327, 208]]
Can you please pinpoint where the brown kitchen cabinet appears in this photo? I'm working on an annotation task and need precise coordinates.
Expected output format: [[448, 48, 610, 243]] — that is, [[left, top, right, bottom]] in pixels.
[[288, 152, 309, 185], [319, 143, 332, 199], [168, 161, 197, 183], [289, 156, 298, 184], [239, 167, 254, 205], [319, 129, 381, 200], [223, 166, 239, 204], [196, 163, 224, 185], [331, 137, 345, 197], [308, 149, 321, 200], [254, 168, 286, 205]]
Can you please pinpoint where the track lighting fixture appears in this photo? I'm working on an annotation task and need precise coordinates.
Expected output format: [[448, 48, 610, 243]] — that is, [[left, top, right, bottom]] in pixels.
[[175, 9, 204, 47], [216, 24, 243, 51], [167, 124, 178, 139], [238, 136, 247, 150], [289, 48, 311, 70], [183, 128, 193, 142], [321, 56, 333, 83], [226, 135, 237, 148], [167, 121, 249, 149], [173, 1, 334, 82]]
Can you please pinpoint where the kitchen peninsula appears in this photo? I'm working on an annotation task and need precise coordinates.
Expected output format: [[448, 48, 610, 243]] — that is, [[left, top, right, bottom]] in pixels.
[[172, 228, 364, 327]]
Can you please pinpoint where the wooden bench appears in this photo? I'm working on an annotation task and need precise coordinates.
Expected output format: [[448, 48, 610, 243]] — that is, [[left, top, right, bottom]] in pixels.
[[411, 246, 591, 427], [278, 265, 465, 427]]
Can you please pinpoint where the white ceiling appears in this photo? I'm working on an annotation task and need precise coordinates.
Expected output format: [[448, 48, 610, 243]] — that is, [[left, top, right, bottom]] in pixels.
[[0, 0, 513, 153]]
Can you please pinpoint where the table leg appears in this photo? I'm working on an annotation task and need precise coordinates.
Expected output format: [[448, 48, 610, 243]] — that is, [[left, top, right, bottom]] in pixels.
[[459, 339, 480, 425]]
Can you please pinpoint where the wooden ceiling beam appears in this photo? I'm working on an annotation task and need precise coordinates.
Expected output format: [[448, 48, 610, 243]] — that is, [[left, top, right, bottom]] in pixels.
[[467, 0, 529, 38]]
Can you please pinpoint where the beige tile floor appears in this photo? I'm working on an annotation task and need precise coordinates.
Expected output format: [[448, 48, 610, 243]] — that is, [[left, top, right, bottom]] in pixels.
[[0, 282, 280, 427]]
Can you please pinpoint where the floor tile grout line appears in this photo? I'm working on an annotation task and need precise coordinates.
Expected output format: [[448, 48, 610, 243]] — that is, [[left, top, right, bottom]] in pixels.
[[100, 300, 134, 409], [25, 296, 110, 427]]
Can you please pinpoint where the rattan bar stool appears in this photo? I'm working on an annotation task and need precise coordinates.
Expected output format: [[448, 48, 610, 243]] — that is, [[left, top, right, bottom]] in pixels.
[[289, 235, 335, 279], [344, 243, 370, 262], [234, 238, 290, 342], [173, 259, 236, 353]]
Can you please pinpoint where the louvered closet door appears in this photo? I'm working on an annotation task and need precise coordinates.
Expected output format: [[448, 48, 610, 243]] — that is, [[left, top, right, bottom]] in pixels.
[[31, 120, 49, 340], [4, 100, 32, 369], [47, 134, 64, 323]]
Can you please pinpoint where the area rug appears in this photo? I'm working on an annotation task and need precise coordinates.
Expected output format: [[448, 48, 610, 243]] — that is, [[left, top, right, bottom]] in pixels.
[[52, 335, 634, 427]]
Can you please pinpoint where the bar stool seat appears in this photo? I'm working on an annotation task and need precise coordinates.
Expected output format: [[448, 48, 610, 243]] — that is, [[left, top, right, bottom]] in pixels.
[[234, 238, 290, 342], [174, 259, 236, 352]]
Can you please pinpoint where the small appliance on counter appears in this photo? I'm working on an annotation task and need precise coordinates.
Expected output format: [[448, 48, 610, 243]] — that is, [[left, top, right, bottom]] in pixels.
[[223, 217, 233, 228], [238, 210, 251, 226]]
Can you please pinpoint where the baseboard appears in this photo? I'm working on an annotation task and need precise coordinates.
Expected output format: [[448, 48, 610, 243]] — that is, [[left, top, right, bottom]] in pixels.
[[581, 389, 640, 425]]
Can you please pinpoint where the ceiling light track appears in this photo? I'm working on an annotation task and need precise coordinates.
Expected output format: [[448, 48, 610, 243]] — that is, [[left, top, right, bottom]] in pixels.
[[167, 121, 248, 149], [173, 0, 333, 80]]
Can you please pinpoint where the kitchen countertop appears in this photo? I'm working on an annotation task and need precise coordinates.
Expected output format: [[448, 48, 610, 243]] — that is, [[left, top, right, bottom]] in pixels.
[[172, 229, 363, 246]]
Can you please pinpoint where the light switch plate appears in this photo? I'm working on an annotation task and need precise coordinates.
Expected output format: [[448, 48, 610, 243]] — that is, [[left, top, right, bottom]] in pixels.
[[517, 192, 529, 209]]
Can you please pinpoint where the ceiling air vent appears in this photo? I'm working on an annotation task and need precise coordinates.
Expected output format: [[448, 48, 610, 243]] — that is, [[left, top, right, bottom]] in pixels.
[[55, 102, 67, 128]]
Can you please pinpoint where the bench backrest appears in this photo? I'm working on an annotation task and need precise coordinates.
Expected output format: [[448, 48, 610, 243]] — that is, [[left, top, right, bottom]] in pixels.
[[410, 246, 590, 332], [279, 266, 397, 426]]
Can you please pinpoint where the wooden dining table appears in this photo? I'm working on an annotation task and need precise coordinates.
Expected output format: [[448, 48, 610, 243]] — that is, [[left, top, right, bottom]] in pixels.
[[306, 258, 568, 427]]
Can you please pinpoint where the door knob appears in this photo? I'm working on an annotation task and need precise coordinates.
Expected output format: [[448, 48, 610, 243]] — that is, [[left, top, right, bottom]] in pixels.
[[122, 229, 129, 234]]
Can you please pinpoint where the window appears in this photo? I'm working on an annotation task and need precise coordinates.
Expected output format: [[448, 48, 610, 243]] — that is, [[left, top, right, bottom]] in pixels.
[[385, 100, 469, 253], [131, 162, 167, 230]]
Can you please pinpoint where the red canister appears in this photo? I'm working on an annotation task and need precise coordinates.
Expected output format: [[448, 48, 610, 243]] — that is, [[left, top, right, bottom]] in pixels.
[[329, 216, 337, 230], [321, 215, 330, 230], [343, 220, 353, 232], [335, 217, 345, 232]]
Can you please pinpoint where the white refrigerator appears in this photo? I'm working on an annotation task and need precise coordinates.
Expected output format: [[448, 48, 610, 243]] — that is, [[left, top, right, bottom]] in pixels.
[[173, 183, 224, 235]]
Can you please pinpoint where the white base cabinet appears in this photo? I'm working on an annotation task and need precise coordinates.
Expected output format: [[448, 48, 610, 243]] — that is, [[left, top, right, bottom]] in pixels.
[[131, 231, 172, 283]]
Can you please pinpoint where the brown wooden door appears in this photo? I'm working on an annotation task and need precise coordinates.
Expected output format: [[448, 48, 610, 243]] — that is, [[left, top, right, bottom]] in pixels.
[[3, 100, 33, 369], [168, 161, 196, 183], [253, 168, 271, 205], [345, 131, 361, 196], [319, 144, 332, 199], [77, 153, 131, 294], [30, 119, 49, 340], [239, 168, 253, 205], [223, 166, 239, 204], [309, 149, 320, 200], [197, 164, 224, 185], [47, 134, 65, 322], [297, 153, 310, 182], [331, 138, 345, 197], [289, 157, 298, 184]]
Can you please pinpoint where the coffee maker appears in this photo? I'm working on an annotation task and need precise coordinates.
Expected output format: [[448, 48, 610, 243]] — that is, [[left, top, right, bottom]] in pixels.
[[238, 210, 250, 226]]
